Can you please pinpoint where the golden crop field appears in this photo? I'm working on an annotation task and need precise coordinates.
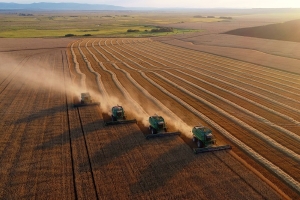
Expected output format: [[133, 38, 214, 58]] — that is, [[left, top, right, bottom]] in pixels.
[[1, 10, 300, 199]]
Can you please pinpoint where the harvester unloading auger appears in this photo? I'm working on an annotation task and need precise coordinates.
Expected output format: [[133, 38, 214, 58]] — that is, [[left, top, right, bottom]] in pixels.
[[74, 92, 100, 107], [146, 115, 180, 139], [105, 105, 137, 126], [192, 125, 231, 154]]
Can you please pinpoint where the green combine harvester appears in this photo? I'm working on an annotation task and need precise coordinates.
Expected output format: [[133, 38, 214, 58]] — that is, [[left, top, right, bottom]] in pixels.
[[146, 115, 180, 139], [105, 105, 137, 126], [192, 125, 231, 154], [74, 92, 100, 107]]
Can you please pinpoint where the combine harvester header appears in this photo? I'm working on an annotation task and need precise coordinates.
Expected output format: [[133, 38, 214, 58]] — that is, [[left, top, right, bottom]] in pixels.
[[105, 105, 137, 126], [74, 92, 100, 107], [192, 125, 231, 154], [146, 115, 180, 139]]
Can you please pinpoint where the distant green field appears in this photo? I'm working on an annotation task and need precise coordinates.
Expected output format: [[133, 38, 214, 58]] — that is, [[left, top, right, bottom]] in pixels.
[[0, 11, 221, 38]]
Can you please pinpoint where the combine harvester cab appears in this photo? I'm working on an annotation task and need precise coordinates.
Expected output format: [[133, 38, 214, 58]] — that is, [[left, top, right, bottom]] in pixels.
[[192, 125, 231, 154], [105, 105, 137, 126], [74, 92, 100, 107], [146, 115, 180, 139]]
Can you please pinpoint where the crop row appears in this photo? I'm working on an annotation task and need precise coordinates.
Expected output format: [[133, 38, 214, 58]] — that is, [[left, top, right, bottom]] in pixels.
[[69, 38, 300, 193]]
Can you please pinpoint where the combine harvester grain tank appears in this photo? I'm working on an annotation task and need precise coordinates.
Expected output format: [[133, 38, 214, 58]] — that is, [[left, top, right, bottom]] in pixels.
[[192, 125, 231, 154], [105, 105, 137, 125], [74, 92, 100, 107], [146, 114, 180, 139]]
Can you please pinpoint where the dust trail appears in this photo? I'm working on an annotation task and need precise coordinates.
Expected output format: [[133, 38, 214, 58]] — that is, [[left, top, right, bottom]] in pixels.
[[100, 39, 193, 136], [76, 38, 193, 135], [75, 39, 149, 125], [1, 43, 191, 137], [0, 52, 86, 104]]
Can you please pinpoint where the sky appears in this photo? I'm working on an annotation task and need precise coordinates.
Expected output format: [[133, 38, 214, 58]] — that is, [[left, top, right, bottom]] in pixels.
[[4, 0, 300, 8]]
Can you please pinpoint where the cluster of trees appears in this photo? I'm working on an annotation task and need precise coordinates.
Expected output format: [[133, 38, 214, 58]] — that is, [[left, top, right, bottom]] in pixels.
[[127, 29, 140, 32], [18, 13, 33, 16], [150, 27, 173, 32], [65, 33, 92, 37], [193, 15, 205, 18], [65, 34, 75, 37], [127, 27, 174, 33]]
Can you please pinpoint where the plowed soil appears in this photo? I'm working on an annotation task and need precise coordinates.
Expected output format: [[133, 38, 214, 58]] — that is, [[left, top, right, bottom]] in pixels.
[[0, 37, 299, 199]]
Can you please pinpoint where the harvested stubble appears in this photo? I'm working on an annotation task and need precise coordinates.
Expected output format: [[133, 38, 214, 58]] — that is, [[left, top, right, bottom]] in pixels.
[[0, 48, 75, 199]]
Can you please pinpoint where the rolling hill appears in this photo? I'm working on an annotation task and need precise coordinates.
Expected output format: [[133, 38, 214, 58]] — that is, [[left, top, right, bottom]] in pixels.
[[224, 19, 300, 42]]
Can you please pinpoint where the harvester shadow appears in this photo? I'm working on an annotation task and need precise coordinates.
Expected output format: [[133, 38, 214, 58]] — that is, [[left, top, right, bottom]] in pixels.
[[14, 105, 67, 124], [78, 128, 193, 195], [129, 144, 193, 194], [35, 118, 104, 150], [78, 128, 171, 172]]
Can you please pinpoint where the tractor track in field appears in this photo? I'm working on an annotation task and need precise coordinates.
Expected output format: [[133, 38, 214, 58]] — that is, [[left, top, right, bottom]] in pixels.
[[77, 38, 300, 194], [76, 107, 99, 200], [68, 43, 102, 199], [63, 49, 78, 200]]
